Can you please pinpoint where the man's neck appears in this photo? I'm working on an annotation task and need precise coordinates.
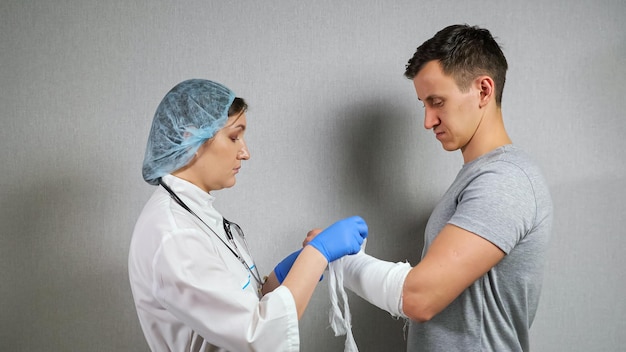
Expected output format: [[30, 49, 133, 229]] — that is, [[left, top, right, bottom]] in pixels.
[[461, 109, 511, 164]]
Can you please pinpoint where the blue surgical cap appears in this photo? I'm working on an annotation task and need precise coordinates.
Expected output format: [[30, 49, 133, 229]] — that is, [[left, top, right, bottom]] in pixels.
[[142, 79, 236, 185]]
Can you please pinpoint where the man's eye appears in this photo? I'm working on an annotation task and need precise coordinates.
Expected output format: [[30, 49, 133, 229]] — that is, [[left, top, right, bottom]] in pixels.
[[433, 100, 443, 107]]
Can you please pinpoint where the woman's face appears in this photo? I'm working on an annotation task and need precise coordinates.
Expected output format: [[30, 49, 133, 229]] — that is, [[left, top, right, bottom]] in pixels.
[[187, 113, 250, 193]]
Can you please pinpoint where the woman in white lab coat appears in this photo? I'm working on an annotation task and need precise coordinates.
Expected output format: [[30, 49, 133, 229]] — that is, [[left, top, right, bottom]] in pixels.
[[128, 79, 367, 351]]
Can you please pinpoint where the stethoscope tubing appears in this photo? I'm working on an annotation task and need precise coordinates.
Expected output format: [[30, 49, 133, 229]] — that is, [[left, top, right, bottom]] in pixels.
[[158, 178, 263, 289]]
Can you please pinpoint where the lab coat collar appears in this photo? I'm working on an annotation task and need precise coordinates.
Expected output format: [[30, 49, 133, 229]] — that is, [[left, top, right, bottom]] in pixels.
[[161, 174, 216, 207]]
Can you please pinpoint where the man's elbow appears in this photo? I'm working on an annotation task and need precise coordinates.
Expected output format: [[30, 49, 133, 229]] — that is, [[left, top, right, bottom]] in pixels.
[[402, 297, 438, 323]]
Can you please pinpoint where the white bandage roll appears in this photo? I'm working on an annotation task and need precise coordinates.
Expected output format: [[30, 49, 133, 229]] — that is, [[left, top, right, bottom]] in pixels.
[[328, 259, 359, 352], [340, 250, 412, 318]]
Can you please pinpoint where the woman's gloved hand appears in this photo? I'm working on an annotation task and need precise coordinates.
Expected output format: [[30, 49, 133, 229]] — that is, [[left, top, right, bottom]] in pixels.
[[274, 248, 326, 284], [274, 249, 301, 284], [307, 216, 368, 262]]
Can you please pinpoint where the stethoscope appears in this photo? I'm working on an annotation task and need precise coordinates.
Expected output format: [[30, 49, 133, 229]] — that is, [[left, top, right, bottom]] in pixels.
[[158, 178, 264, 295]]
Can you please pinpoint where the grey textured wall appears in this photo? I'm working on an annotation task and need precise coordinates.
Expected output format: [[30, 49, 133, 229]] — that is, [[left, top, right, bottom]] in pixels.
[[1, 0, 625, 351]]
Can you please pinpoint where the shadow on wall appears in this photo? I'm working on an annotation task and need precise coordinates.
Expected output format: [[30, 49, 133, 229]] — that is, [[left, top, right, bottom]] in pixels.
[[320, 97, 433, 350], [332, 97, 429, 263], [0, 173, 143, 350]]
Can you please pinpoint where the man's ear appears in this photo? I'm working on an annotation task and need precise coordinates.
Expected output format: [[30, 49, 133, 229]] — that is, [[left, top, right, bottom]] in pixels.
[[477, 76, 495, 108]]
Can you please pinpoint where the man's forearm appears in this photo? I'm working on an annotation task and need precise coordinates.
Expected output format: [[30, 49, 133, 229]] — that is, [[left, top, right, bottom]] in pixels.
[[340, 251, 412, 318]]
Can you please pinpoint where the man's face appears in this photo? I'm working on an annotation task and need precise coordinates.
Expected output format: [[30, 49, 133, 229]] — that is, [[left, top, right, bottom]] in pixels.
[[413, 60, 482, 153]]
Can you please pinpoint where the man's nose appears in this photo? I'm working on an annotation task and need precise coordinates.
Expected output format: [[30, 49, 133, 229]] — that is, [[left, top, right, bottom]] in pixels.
[[423, 107, 439, 130]]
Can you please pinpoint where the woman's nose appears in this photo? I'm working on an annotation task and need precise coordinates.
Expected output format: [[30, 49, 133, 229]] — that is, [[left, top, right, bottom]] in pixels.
[[238, 143, 250, 160]]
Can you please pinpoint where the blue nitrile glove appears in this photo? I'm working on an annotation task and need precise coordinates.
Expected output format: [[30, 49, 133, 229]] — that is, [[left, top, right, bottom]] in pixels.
[[274, 249, 301, 284], [307, 216, 368, 262], [274, 249, 324, 284]]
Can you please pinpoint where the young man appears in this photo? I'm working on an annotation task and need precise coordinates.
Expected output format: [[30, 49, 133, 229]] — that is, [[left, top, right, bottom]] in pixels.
[[337, 25, 553, 351]]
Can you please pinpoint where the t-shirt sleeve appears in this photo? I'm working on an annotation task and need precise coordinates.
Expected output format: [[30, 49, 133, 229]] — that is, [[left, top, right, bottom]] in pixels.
[[448, 161, 537, 254]]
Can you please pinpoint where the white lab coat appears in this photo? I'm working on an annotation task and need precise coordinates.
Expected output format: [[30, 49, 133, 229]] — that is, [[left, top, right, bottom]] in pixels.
[[128, 174, 299, 351]]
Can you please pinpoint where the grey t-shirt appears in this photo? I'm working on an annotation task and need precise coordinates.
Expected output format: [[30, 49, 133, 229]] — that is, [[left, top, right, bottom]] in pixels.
[[407, 145, 553, 352]]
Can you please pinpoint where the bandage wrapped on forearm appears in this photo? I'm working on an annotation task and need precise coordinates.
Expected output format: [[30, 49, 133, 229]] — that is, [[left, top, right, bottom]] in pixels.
[[340, 250, 412, 318]]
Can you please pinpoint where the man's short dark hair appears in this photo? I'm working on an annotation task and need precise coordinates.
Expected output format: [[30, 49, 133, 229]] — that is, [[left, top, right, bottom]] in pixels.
[[404, 24, 508, 105]]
